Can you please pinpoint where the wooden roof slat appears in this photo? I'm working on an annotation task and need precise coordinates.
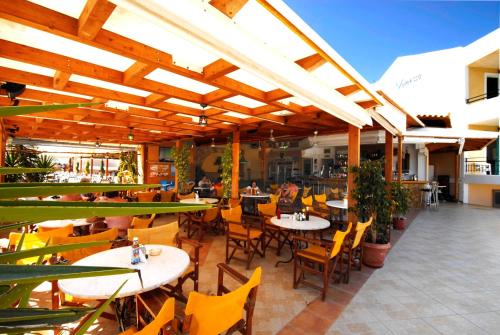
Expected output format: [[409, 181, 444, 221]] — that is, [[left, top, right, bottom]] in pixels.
[[203, 59, 239, 80], [209, 0, 249, 19], [78, 0, 116, 40], [203, 89, 236, 104], [295, 53, 326, 71], [145, 93, 168, 106], [0, 2, 308, 118], [123, 61, 157, 85], [336, 84, 361, 96]]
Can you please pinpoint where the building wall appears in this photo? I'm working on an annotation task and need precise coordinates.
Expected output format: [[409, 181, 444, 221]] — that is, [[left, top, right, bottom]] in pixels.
[[467, 183, 500, 207], [429, 152, 457, 197], [468, 67, 498, 98]]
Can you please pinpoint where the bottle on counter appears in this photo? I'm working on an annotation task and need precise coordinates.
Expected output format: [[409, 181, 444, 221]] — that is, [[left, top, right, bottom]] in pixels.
[[305, 206, 310, 221], [276, 207, 281, 220], [131, 237, 141, 265]]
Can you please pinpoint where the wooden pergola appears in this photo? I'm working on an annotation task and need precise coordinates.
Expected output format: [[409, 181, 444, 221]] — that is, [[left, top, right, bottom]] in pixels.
[[0, 0, 415, 220]]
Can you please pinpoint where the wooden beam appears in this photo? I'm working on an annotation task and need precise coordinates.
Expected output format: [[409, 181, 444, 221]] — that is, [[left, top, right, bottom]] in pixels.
[[356, 100, 378, 109], [397, 136, 403, 182], [336, 84, 361, 96], [145, 93, 168, 106], [78, 0, 116, 40], [203, 89, 236, 104], [385, 131, 393, 183], [203, 59, 238, 81], [265, 89, 292, 102], [209, 0, 249, 18], [53, 71, 71, 90], [295, 53, 326, 71], [231, 129, 240, 199], [347, 124, 360, 224], [123, 61, 157, 85]]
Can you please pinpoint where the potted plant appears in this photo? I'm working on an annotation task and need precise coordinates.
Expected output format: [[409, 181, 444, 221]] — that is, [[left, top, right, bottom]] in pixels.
[[350, 160, 392, 268], [172, 143, 190, 194], [391, 181, 411, 230], [221, 137, 233, 200]]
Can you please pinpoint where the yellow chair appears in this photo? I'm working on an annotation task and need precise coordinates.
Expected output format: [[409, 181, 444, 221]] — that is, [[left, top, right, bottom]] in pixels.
[[131, 214, 157, 229], [187, 207, 219, 241], [177, 192, 195, 201], [293, 223, 352, 300], [9, 225, 74, 265], [349, 217, 373, 274], [160, 190, 175, 202], [183, 264, 262, 335], [137, 191, 157, 202], [301, 195, 313, 207], [128, 222, 202, 301], [269, 193, 279, 204], [302, 186, 311, 198], [311, 193, 329, 219], [258, 202, 287, 255], [177, 193, 195, 229], [221, 206, 263, 269], [50, 228, 118, 263], [128, 222, 179, 246], [121, 297, 175, 335]]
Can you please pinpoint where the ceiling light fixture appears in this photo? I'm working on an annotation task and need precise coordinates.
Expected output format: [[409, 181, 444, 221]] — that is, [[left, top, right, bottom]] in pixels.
[[313, 130, 318, 147], [199, 103, 208, 127], [269, 129, 275, 142], [95, 138, 101, 147], [127, 127, 134, 141], [211, 138, 215, 148]]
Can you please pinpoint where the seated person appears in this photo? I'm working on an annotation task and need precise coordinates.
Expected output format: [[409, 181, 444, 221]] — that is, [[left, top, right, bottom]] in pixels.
[[198, 176, 212, 188], [287, 182, 299, 194], [246, 180, 261, 194], [212, 177, 223, 197], [277, 183, 292, 205]]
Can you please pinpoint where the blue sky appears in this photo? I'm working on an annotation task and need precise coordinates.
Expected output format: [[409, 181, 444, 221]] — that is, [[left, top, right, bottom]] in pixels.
[[284, 0, 500, 82]]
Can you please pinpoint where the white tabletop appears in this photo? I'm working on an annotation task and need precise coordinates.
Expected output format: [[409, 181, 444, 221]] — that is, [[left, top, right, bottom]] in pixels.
[[326, 200, 348, 210], [271, 215, 329, 231], [38, 219, 92, 228], [58, 244, 189, 300], [180, 198, 218, 204], [241, 193, 270, 198]]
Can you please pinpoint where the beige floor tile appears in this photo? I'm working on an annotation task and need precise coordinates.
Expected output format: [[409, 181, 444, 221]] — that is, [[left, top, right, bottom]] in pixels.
[[423, 315, 488, 335]]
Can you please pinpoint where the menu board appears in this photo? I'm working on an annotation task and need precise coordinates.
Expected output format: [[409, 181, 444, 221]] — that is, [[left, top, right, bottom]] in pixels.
[[146, 162, 174, 184]]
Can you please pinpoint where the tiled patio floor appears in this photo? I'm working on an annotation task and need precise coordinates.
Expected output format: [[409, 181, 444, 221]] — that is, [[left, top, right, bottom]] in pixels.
[[328, 203, 500, 335], [31, 203, 500, 334]]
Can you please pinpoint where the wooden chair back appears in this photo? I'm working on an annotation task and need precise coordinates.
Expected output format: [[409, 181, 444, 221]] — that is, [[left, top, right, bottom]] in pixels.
[[128, 222, 179, 247]]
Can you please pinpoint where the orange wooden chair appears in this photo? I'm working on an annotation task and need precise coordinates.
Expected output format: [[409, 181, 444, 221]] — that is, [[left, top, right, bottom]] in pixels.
[[293, 223, 352, 300], [258, 202, 287, 255], [131, 214, 156, 229], [137, 191, 157, 202], [187, 207, 219, 242], [183, 264, 262, 335], [121, 297, 176, 335], [221, 206, 264, 269]]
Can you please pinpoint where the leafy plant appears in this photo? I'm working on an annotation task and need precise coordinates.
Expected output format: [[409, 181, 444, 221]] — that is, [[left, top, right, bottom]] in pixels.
[[350, 160, 392, 244], [172, 144, 190, 193], [221, 137, 233, 199], [84, 161, 90, 175], [4, 152, 24, 183], [29, 155, 55, 182], [76, 162, 80, 173], [100, 159, 105, 177], [0, 102, 101, 117], [391, 182, 410, 218], [118, 151, 138, 183]]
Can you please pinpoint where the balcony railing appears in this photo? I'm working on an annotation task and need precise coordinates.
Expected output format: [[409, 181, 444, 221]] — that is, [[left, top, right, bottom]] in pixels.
[[465, 158, 498, 175], [466, 91, 499, 104]]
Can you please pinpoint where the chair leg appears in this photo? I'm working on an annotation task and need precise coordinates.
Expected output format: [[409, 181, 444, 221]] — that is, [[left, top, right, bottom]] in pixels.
[[225, 234, 230, 264], [322, 263, 329, 301]]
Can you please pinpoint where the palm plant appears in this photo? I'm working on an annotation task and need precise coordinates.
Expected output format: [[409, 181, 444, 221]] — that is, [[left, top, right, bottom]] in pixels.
[[118, 151, 138, 183], [29, 154, 55, 182]]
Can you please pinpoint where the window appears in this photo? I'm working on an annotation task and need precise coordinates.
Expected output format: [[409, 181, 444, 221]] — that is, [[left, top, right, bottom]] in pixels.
[[485, 73, 499, 99]]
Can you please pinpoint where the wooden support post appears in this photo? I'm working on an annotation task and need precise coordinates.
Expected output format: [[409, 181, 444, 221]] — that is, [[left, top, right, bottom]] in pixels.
[[347, 125, 360, 224], [174, 140, 181, 192], [80, 157, 83, 174], [260, 143, 269, 190], [385, 131, 393, 183], [0, 119, 5, 182], [397, 136, 403, 182], [105, 157, 109, 177], [231, 129, 240, 199], [454, 153, 459, 201], [190, 143, 196, 181]]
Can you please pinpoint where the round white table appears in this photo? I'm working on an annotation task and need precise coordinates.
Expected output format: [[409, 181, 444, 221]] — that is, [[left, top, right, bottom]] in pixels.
[[38, 219, 92, 229], [241, 193, 270, 198], [58, 244, 190, 300], [180, 198, 218, 204], [326, 200, 348, 210], [271, 214, 330, 231], [271, 215, 329, 267]]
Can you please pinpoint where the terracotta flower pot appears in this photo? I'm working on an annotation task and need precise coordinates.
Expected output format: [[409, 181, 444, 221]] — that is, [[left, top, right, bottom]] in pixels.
[[393, 217, 407, 230], [363, 242, 391, 268]]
